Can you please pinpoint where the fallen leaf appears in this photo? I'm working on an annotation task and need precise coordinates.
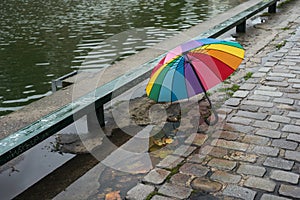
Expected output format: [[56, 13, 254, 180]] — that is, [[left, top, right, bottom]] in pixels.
[[164, 138, 173, 144], [105, 191, 121, 200], [153, 137, 174, 146]]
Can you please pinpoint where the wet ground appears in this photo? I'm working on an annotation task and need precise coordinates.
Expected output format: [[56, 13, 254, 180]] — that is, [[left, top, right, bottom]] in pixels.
[[1, 0, 297, 199]]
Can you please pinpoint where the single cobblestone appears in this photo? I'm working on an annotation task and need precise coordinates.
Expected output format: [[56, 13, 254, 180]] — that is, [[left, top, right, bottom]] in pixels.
[[281, 61, 297, 66], [264, 61, 278, 67], [210, 171, 241, 183], [282, 125, 300, 133], [271, 139, 298, 150], [269, 115, 291, 123], [126, 184, 155, 200], [273, 53, 285, 57], [287, 111, 300, 119], [248, 94, 271, 101], [251, 146, 279, 156], [185, 133, 208, 146], [212, 139, 249, 151], [261, 194, 292, 200], [143, 168, 170, 185], [223, 185, 256, 200], [270, 169, 299, 184], [225, 98, 241, 107], [266, 76, 285, 82], [239, 83, 256, 90], [242, 135, 269, 145], [253, 121, 279, 130], [223, 123, 255, 134], [229, 151, 257, 163], [288, 78, 300, 83], [191, 177, 223, 192], [273, 98, 294, 105], [255, 129, 282, 138], [252, 72, 266, 78], [254, 90, 283, 97], [271, 69, 291, 75], [207, 158, 237, 170], [265, 81, 289, 87], [287, 93, 300, 100], [172, 145, 197, 157], [186, 154, 205, 164], [157, 155, 184, 170], [285, 150, 300, 162], [151, 195, 177, 200], [258, 86, 277, 91], [233, 91, 249, 98], [211, 131, 240, 140], [239, 105, 259, 112], [200, 145, 228, 158], [280, 88, 299, 97], [217, 107, 233, 115], [290, 68, 300, 74], [180, 163, 209, 177], [279, 184, 300, 199], [269, 72, 296, 78], [170, 173, 191, 187], [263, 157, 294, 170], [242, 100, 274, 108], [237, 164, 266, 177], [228, 117, 252, 125], [244, 177, 276, 192], [258, 67, 271, 72], [235, 111, 268, 120], [287, 133, 300, 142], [158, 183, 192, 199], [292, 83, 300, 88]]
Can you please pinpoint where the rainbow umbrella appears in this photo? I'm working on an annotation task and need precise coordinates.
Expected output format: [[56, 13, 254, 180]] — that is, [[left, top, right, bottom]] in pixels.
[[146, 38, 245, 105]]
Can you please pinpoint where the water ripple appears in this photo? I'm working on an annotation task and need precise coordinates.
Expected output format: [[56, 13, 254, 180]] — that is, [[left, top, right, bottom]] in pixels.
[[0, 0, 248, 115]]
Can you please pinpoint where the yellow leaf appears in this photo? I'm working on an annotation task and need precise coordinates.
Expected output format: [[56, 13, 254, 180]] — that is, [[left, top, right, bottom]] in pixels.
[[164, 138, 173, 144], [153, 139, 164, 146], [105, 191, 121, 200]]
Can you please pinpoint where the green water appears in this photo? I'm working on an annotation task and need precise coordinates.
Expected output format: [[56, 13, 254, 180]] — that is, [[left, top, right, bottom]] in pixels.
[[0, 0, 247, 115]]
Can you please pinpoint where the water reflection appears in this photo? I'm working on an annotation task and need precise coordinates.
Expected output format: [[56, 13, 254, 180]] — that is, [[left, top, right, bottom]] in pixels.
[[0, 0, 247, 115]]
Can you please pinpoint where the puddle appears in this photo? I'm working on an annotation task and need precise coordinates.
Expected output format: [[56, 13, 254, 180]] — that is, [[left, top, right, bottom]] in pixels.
[[0, 136, 74, 200], [250, 16, 267, 26]]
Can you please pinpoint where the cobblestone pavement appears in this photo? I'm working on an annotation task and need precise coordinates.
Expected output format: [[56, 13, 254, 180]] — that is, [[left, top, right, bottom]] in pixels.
[[126, 4, 300, 200]]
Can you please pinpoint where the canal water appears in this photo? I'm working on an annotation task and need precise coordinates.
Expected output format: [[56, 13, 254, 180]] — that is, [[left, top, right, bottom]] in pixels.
[[0, 0, 248, 116]]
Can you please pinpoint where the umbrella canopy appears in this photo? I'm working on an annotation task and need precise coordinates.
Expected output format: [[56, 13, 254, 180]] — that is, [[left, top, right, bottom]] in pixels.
[[146, 38, 245, 103]]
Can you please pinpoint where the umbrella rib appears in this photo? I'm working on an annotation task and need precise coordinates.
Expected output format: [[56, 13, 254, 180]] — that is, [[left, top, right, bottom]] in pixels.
[[170, 61, 177, 102], [188, 61, 213, 108], [190, 54, 224, 82]]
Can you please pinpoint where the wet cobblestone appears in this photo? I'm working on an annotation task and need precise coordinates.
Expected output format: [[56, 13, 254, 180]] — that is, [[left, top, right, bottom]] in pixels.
[[126, 1, 300, 199]]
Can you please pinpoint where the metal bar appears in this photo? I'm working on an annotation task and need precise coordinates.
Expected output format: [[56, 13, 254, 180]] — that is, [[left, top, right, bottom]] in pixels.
[[87, 105, 105, 132], [51, 71, 78, 92], [268, 2, 277, 13], [198, 0, 278, 38], [236, 21, 247, 33]]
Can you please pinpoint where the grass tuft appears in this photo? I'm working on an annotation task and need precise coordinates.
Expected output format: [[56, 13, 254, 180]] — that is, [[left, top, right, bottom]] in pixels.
[[244, 72, 253, 80]]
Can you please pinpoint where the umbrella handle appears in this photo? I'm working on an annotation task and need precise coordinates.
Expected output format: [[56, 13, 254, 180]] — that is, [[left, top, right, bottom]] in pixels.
[[203, 91, 219, 126], [204, 108, 219, 126]]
